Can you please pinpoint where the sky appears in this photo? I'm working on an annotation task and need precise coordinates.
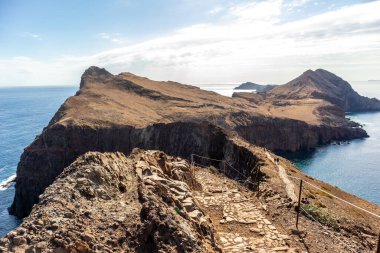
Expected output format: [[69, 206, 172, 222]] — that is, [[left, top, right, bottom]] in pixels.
[[0, 0, 379, 86]]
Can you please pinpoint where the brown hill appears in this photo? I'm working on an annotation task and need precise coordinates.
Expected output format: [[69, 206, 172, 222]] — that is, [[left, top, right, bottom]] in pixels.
[[267, 69, 380, 112], [10, 67, 366, 219], [3, 149, 379, 253]]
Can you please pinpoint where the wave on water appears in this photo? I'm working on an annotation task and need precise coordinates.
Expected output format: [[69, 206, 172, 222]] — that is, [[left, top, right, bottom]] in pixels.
[[0, 174, 16, 191]]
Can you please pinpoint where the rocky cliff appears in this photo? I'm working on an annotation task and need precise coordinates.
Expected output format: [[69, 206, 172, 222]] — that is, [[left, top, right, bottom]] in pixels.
[[2, 150, 220, 252], [10, 67, 367, 218], [267, 69, 380, 112], [3, 149, 379, 253]]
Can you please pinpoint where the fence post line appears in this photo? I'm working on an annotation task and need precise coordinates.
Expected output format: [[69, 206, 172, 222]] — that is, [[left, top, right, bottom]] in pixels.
[[296, 179, 303, 229], [376, 232, 380, 253], [256, 167, 260, 195]]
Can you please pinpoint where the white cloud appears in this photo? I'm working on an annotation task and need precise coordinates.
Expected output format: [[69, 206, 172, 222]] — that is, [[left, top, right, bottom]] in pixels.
[[284, 0, 312, 9], [2, 1, 380, 86], [228, 0, 283, 23], [208, 6, 224, 15], [19, 32, 42, 40], [97, 32, 127, 44]]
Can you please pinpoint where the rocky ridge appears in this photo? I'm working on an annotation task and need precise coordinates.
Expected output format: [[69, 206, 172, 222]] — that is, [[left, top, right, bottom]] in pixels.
[[1, 150, 219, 253], [10, 67, 367, 218], [3, 147, 379, 253], [267, 69, 380, 112]]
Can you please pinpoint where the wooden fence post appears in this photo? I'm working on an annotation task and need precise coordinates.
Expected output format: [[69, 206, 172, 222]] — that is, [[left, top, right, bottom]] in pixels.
[[256, 167, 260, 195], [296, 179, 303, 230], [376, 232, 380, 253]]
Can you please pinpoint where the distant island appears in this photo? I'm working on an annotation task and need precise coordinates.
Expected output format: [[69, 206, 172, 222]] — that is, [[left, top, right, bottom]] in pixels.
[[234, 82, 277, 92], [368, 80, 380, 82]]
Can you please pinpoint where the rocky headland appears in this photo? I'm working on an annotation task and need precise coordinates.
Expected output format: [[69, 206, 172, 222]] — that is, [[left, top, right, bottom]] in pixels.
[[9, 67, 368, 219], [234, 69, 380, 125], [267, 69, 380, 112], [234, 82, 277, 93], [3, 67, 380, 252]]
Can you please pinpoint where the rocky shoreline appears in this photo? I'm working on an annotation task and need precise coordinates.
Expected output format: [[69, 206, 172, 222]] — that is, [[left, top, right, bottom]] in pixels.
[[3, 67, 379, 252], [9, 67, 368, 219]]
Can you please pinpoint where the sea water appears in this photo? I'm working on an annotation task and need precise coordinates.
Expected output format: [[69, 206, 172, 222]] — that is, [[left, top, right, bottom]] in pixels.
[[0, 82, 379, 237], [281, 81, 380, 206], [0, 86, 77, 237]]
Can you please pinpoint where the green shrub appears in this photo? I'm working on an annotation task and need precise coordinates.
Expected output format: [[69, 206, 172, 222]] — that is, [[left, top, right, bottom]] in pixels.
[[300, 204, 339, 230]]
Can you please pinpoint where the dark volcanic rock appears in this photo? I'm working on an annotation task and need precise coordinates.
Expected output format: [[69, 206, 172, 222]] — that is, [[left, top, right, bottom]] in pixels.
[[234, 115, 367, 152], [9, 66, 367, 218], [2, 150, 221, 252], [10, 121, 261, 218]]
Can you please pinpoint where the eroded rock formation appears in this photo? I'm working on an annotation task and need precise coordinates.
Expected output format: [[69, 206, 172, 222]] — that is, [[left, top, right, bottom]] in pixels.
[[10, 67, 367, 218], [2, 150, 220, 253]]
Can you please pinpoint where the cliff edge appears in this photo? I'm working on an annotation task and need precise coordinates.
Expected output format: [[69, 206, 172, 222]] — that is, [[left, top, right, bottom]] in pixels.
[[2, 150, 219, 252], [10, 67, 366, 218], [3, 149, 379, 253]]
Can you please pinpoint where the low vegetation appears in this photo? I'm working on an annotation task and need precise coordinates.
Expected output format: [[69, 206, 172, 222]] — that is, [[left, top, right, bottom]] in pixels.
[[301, 204, 339, 230]]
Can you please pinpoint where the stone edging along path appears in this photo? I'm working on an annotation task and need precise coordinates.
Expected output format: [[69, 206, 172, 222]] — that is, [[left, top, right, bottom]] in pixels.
[[193, 167, 299, 253], [265, 152, 297, 202]]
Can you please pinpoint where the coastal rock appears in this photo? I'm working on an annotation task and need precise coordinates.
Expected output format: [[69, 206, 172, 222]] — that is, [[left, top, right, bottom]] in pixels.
[[234, 82, 277, 92], [10, 66, 368, 218], [2, 150, 219, 252], [267, 69, 380, 112]]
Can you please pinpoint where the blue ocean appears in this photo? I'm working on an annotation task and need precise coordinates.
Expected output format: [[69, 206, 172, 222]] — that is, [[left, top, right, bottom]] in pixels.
[[0, 86, 77, 237], [282, 81, 380, 207], [0, 82, 380, 237]]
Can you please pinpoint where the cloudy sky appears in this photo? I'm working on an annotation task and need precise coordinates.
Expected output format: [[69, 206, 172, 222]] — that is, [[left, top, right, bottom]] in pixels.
[[0, 0, 379, 86]]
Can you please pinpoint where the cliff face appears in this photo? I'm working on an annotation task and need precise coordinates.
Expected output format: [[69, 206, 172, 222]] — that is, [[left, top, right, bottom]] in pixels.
[[267, 69, 380, 112], [2, 150, 220, 252], [10, 67, 367, 218], [234, 116, 366, 152], [10, 122, 260, 218], [3, 150, 379, 253]]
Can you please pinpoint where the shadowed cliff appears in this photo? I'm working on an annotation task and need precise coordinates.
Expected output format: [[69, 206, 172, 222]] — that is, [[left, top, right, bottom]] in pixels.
[[9, 67, 367, 218]]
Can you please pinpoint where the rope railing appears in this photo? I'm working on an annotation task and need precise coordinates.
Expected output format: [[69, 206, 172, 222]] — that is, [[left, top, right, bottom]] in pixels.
[[300, 206, 357, 253], [303, 179, 380, 219], [190, 153, 259, 189], [260, 162, 380, 219], [191, 153, 380, 252], [262, 157, 380, 252], [191, 153, 252, 181]]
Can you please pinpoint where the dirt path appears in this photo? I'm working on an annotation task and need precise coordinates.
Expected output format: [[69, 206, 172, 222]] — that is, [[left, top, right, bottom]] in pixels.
[[193, 167, 298, 253], [265, 152, 297, 202]]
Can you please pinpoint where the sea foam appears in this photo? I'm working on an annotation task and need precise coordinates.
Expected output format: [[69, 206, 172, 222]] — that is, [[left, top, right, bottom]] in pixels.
[[0, 174, 16, 191]]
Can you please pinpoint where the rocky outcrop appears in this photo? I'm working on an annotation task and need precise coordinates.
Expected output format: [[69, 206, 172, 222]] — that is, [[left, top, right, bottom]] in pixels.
[[10, 121, 261, 218], [9, 66, 367, 219], [1, 150, 220, 252], [234, 115, 367, 152], [234, 82, 277, 92], [267, 69, 380, 112]]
